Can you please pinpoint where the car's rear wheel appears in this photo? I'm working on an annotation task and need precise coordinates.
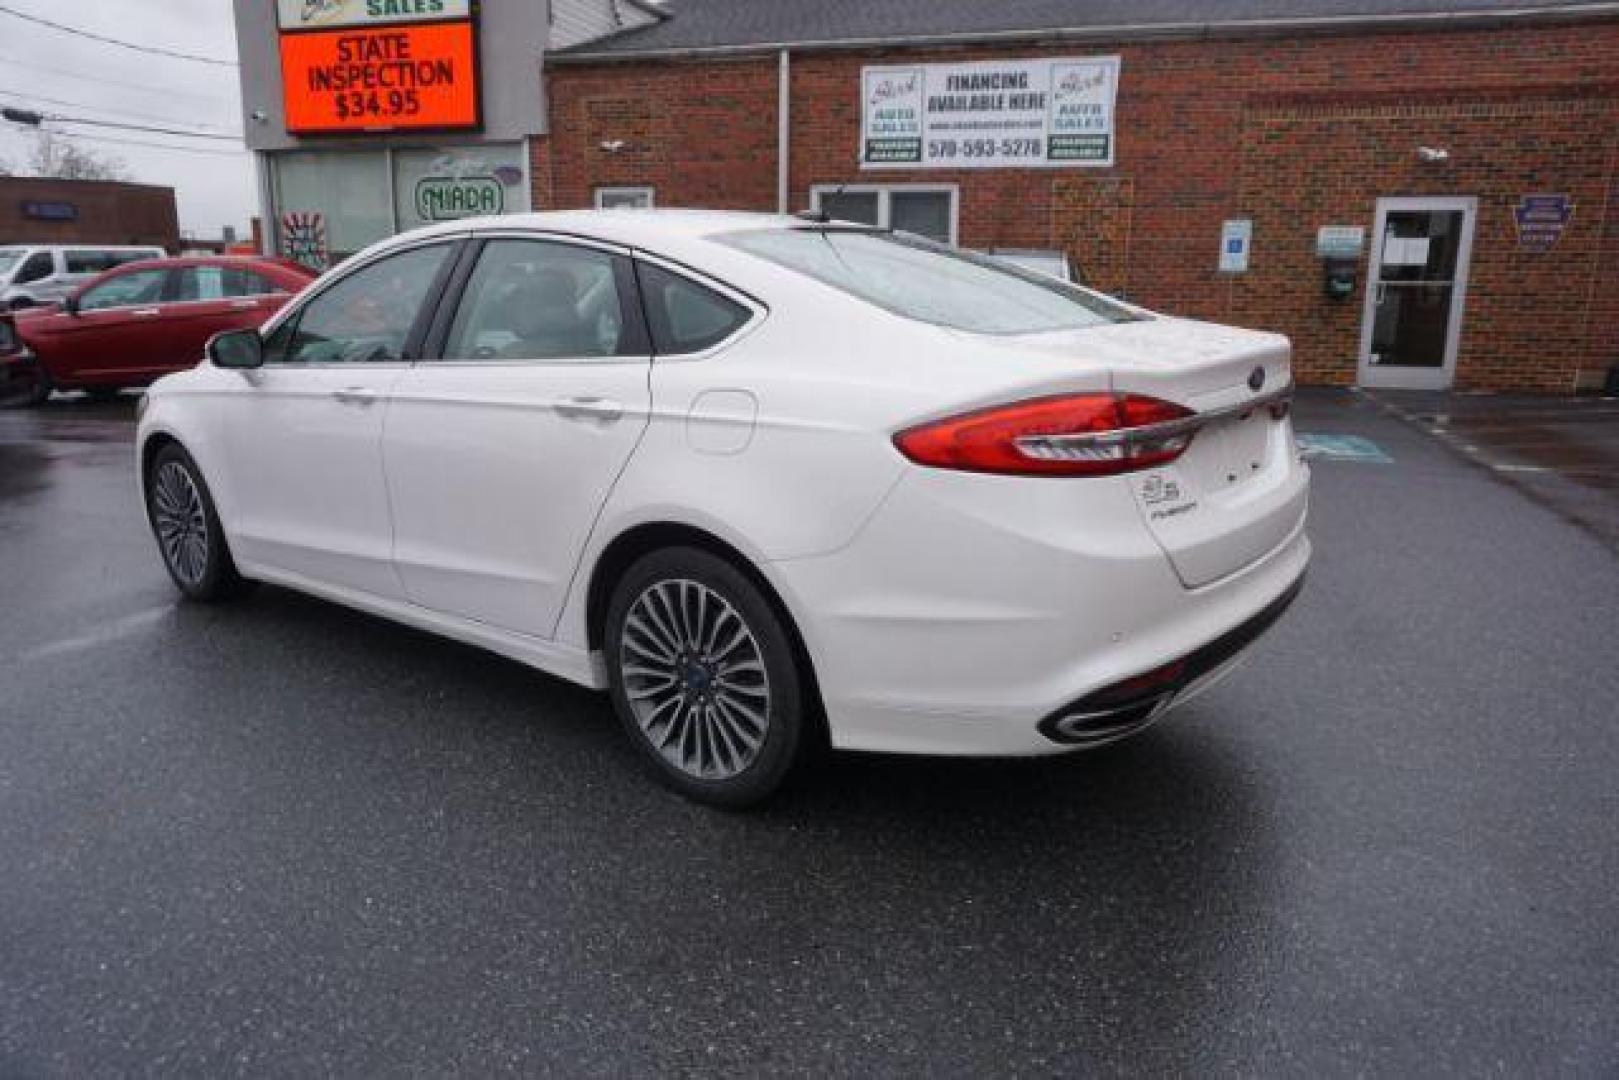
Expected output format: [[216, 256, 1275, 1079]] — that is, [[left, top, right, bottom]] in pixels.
[[145, 443, 253, 602], [604, 546, 806, 807]]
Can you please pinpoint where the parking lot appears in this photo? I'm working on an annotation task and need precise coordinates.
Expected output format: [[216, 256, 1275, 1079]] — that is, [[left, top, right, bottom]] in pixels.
[[1, 389, 1615, 1074]]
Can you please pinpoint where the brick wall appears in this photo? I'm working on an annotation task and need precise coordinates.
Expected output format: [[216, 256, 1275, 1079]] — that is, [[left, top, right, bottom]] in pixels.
[[0, 177, 181, 252], [538, 21, 1619, 391]]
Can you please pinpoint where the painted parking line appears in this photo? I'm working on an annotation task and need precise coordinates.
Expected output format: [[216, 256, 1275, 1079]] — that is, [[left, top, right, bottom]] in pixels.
[[1296, 432, 1394, 463], [15, 606, 173, 663]]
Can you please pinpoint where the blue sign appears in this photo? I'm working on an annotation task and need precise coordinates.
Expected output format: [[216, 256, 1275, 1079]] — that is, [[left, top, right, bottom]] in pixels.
[[1513, 193, 1573, 252], [21, 200, 77, 221], [1296, 433, 1393, 464]]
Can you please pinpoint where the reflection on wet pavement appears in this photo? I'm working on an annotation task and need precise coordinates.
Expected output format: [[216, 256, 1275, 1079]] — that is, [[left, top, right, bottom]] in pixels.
[[1364, 390, 1619, 552]]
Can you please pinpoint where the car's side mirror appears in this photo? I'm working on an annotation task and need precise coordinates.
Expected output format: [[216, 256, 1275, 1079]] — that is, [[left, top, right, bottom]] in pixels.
[[208, 328, 264, 370], [61, 294, 79, 316]]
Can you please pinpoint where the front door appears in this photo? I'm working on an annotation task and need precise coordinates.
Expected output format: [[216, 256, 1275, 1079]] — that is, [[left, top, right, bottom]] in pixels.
[[33, 266, 172, 387], [213, 241, 456, 599], [1358, 196, 1476, 390]]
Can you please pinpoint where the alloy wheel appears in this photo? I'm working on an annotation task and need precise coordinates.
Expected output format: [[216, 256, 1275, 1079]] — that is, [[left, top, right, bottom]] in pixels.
[[619, 578, 772, 780], [151, 460, 209, 587]]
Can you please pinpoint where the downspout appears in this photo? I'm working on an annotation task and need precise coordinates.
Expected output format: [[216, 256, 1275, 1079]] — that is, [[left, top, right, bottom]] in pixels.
[[777, 48, 790, 214]]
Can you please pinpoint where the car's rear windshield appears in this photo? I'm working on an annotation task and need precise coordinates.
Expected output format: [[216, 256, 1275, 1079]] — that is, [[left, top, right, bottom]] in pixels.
[[0, 248, 26, 277], [718, 228, 1141, 334]]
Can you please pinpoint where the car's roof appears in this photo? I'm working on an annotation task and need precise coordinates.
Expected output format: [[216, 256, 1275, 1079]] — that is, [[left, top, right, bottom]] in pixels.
[[391, 208, 808, 251], [107, 254, 309, 271]]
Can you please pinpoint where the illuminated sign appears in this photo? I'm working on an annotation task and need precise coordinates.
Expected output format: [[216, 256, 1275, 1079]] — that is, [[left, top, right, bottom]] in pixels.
[[276, 0, 472, 31], [278, 21, 480, 134]]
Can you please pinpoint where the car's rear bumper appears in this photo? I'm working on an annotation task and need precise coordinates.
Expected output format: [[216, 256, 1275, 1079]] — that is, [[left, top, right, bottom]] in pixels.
[[0, 349, 44, 406], [767, 462, 1310, 756]]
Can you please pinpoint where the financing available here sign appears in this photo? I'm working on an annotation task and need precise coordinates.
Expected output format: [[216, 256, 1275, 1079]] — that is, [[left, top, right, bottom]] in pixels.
[[861, 57, 1120, 169]]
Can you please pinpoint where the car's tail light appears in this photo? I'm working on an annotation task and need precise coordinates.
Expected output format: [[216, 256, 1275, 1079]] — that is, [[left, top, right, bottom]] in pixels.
[[894, 393, 1199, 477]]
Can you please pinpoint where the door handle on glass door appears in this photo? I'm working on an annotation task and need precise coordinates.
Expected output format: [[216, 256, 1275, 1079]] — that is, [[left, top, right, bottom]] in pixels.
[[555, 396, 624, 422], [1374, 283, 1387, 305], [332, 387, 377, 407]]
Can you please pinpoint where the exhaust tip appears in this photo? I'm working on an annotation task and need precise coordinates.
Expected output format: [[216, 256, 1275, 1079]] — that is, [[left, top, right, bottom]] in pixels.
[[1039, 700, 1167, 747]]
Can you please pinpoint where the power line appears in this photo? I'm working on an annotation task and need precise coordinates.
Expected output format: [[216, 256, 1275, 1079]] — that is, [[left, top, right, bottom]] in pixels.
[[47, 116, 241, 143], [33, 129, 247, 159], [1, 102, 242, 142], [0, 86, 240, 134], [0, 3, 237, 67], [0, 52, 233, 103]]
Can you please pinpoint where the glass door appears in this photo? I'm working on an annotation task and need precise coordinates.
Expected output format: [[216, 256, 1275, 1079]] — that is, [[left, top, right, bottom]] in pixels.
[[1358, 197, 1476, 390]]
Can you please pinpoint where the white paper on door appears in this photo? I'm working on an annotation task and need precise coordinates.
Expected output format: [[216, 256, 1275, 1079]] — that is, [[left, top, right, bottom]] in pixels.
[[1381, 235, 1431, 267]]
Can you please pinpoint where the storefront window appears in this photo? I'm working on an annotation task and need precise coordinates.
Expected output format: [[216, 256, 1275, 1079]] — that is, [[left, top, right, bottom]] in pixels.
[[273, 151, 392, 268], [394, 146, 528, 232], [271, 145, 529, 271]]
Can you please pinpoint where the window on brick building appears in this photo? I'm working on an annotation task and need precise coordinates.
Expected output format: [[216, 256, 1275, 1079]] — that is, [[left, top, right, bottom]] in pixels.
[[595, 186, 654, 209], [810, 185, 957, 245]]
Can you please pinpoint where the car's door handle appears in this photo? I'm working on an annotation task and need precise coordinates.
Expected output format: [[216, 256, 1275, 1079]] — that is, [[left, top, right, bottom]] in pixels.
[[332, 386, 378, 407], [555, 396, 624, 423], [229, 300, 259, 310], [130, 308, 161, 317]]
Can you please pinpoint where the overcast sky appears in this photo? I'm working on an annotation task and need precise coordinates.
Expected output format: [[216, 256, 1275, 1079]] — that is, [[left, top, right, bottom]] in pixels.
[[0, 0, 254, 238]]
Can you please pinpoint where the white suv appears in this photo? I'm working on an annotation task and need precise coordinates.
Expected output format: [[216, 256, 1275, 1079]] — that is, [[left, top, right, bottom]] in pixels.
[[0, 244, 166, 309]]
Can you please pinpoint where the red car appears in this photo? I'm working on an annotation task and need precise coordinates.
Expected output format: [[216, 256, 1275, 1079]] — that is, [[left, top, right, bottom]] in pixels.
[[9, 256, 316, 403]]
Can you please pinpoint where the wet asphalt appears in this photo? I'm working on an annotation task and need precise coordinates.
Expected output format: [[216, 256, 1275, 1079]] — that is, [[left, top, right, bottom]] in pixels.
[[0, 389, 1615, 1075]]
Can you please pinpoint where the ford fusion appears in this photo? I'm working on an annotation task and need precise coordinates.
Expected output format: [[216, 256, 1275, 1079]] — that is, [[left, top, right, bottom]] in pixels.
[[136, 210, 1309, 806]]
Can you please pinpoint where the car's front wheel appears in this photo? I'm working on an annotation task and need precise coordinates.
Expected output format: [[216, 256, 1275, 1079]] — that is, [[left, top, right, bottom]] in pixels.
[[144, 443, 253, 602], [604, 547, 809, 807]]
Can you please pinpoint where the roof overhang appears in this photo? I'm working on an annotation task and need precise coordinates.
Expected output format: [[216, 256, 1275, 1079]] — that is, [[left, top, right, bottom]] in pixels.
[[549, 2, 1619, 63]]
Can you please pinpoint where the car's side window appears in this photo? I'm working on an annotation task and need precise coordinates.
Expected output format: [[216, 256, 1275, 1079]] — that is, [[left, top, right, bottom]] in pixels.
[[443, 239, 628, 361], [78, 268, 168, 311], [281, 244, 449, 365], [635, 262, 752, 355], [223, 268, 276, 297], [16, 252, 54, 285], [173, 266, 227, 302]]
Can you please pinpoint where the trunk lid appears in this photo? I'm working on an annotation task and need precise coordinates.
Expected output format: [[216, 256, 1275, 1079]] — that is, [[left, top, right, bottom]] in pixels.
[[1001, 316, 1308, 588]]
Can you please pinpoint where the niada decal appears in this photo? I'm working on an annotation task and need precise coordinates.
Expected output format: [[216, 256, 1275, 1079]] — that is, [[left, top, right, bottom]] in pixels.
[[415, 175, 504, 221]]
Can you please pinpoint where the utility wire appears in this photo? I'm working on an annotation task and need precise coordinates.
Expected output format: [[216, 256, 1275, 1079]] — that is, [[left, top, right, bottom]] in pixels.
[[33, 129, 247, 158], [0, 3, 237, 67], [0, 87, 241, 134], [43, 115, 241, 142], [0, 52, 233, 102]]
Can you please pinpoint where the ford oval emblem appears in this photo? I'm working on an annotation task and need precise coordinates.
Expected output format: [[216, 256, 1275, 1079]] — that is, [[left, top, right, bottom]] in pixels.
[[1248, 366, 1266, 392]]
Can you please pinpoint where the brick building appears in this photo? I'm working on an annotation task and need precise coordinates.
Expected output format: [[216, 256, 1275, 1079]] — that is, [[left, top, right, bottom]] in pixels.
[[236, 0, 1619, 392], [0, 177, 180, 252], [542, 1, 1619, 393]]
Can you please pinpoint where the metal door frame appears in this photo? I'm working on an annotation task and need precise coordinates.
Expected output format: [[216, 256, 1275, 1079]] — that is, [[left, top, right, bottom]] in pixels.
[[1357, 195, 1477, 390]]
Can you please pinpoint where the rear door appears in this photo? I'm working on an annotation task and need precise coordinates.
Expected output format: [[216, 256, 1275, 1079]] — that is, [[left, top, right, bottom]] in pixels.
[[160, 264, 291, 374], [383, 234, 653, 638], [158, 265, 239, 373]]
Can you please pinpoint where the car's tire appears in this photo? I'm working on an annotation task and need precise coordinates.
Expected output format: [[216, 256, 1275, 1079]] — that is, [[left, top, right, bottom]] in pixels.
[[23, 369, 53, 407], [144, 443, 254, 602], [604, 546, 808, 808]]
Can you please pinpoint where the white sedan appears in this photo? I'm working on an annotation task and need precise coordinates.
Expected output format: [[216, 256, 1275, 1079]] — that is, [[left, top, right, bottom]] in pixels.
[[136, 210, 1309, 806]]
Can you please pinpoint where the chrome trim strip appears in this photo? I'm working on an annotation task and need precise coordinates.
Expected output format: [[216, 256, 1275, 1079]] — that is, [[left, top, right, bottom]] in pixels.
[[1014, 381, 1293, 456]]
